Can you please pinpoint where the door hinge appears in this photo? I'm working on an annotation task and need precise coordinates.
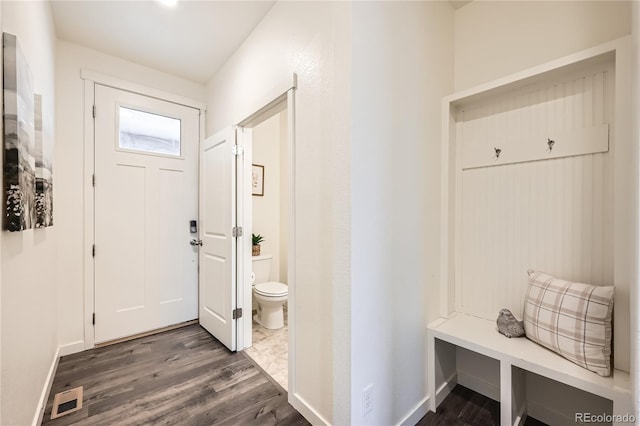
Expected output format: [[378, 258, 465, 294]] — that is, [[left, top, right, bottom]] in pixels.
[[232, 308, 243, 320], [92, 105, 96, 118], [92, 313, 95, 325], [92, 244, 96, 257], [92, 174, 95, 187], [232, 226, 243, 238], [232, 145, 244, 156]]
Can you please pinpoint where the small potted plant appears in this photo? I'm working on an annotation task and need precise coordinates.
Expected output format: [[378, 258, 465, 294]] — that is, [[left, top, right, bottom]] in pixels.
[[252, 233, 264, 256]]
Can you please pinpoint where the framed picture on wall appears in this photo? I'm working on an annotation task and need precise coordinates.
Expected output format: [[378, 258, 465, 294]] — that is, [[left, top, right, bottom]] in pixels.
[[252, 164, 264, 196], [3, 32, 36, 232]]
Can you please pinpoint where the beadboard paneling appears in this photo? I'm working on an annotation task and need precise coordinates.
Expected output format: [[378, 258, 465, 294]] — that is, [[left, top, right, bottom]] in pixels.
[[459, 154, 613, 320], [456, 63, 615, 322]]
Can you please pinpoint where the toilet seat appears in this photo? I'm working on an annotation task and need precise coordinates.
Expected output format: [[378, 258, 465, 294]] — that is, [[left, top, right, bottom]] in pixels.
[[254, 281, 288, 297]]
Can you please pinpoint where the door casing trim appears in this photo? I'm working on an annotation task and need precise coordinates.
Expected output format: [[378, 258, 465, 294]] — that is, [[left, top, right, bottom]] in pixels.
[[81, 69, 207, 110], [232, 73, 297, 403]]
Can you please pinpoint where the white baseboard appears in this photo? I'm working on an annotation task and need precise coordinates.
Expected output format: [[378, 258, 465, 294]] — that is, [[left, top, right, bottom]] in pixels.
[[513, 404, 527, 426], [396, 395, 430, 426], [59, 340, 85, 357], [289, 387, 438, 426], [527, 400, 575, 426], [457, 370, 500, 402], [289, 391, 331, 425], [32, 346, 60, 426], [436, 371, 458, 407]]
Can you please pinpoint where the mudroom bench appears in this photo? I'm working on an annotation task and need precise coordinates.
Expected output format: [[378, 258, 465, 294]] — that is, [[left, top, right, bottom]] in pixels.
[[427, 313, 632, 426]]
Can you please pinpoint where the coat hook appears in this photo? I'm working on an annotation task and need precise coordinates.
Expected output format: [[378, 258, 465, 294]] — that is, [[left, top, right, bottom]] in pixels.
[[494, 147, 502, 158], [547, 138, 555, 152]]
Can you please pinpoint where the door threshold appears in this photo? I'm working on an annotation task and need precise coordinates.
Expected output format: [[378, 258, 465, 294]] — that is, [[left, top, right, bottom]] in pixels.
[[95, 319, 198, 347]]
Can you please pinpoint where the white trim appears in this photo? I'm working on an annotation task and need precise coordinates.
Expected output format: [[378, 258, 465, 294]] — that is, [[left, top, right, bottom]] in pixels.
[[426, 327, 458, 412], [238, 94, 287, 129], [395, 395, 431, 426], [232, 74, 297, 128], [612, 34, 635, 375], [238, 127, 253, 350], [290, 392, 331, 426], [439, 99, 452, 318], [513, 405, 527, 426], [500, 361, 513, 426], [234, 125, 244, 350], [199, 110, 206, 152], [59, 341, 85, 357], [427, 328, 436, 411], [83, 79, 95, 350], [80, 69, 206, 111], [446, 36, 629, 106], [511, 365, 528, 426], [436, 371, 458, 407], [285, 87, 297, 400], [32, 347, 60, 426]]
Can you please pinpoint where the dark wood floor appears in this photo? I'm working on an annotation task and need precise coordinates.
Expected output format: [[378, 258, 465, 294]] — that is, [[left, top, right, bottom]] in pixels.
[[42, 325, 550, 426], [416, 385, 548, 426], [41, 325, 309, 426]]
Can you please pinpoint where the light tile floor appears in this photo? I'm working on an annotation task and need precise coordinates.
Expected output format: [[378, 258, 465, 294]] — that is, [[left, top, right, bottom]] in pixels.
[[245, 310, 288, 390]]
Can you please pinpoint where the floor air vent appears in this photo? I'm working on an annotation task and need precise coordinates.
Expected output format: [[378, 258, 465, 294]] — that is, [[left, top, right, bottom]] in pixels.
[[51, 386, 83, 419]]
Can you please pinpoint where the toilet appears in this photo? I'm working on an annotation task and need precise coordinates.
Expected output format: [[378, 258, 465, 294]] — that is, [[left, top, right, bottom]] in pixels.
[[251, 254, 288, 329]]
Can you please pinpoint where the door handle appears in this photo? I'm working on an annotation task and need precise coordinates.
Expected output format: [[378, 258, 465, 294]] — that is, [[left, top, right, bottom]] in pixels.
[[190, 239, 203, 246]]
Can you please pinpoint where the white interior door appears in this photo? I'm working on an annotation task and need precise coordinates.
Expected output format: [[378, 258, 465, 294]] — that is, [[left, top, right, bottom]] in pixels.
[[94, 84, 199, 343], [199, 127, 238, 351]]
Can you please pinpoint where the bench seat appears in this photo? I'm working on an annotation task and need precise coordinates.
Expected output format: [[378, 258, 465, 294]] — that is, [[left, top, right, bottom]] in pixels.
[[427, 312, 632, 425]]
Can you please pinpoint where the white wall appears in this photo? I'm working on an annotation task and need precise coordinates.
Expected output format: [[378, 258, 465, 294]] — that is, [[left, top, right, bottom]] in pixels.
[[350, 2, 453, 424], [207, 1, 454, 424], [54, 40, 206, 350], [207, 2, 352, 423], [455, 0, 631, 91], [0, 2, 58, 424], [252, 112, 285, 282]]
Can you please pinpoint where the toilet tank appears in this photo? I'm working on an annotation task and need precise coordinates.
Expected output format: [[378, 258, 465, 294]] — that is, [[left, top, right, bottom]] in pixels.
[[252, 254, 272, 283]]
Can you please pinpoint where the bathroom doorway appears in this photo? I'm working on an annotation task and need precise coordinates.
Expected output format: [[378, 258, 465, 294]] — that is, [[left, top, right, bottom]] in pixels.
[[244, 107, 289, 389], [236, 80, 296, 392]]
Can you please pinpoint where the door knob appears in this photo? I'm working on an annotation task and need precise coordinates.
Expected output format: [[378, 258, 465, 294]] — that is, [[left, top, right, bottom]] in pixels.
[[190, 239, 203, 246]]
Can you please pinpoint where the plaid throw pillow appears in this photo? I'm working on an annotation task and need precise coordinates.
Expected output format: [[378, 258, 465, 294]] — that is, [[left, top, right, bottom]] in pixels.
[[523, 270, 614, 376]]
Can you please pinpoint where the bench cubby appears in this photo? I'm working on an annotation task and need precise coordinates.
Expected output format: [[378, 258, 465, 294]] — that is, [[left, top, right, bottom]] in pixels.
[[427, 313, 631, 425]]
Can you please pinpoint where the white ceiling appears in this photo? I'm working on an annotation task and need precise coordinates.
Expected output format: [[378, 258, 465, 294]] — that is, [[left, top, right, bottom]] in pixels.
[[50, 0, 276, 84]]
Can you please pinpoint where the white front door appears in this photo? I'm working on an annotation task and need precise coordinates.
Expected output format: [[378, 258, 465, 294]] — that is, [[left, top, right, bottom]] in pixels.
[[94, 84, 199, 343], [199, 127, 238, 351]]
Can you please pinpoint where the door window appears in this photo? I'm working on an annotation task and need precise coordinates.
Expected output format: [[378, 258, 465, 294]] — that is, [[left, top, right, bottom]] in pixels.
[[118, 106, 181, 156]]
